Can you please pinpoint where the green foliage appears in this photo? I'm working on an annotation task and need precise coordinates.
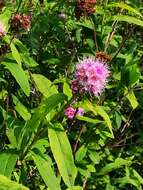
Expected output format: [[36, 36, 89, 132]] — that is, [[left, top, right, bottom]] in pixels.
[[0, 174, 29, 190], [0, 0, 143, 189]]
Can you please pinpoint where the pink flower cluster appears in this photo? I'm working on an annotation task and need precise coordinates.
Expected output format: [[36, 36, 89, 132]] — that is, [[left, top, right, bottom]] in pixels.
[[64, 107, 84, 119], [71, 57, 110, 97], [0, 22, 6, 37]]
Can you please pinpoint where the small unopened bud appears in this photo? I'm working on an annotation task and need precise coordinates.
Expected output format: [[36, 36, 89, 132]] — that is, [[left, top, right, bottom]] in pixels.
[[64, 107, 84, 119], [58, 13, 67, 20]]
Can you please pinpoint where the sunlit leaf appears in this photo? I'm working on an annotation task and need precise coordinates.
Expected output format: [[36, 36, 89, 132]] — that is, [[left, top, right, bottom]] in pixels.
[[10, 42, 22, 66], [84, 101, 114, 137], [126, 91, 138, 109], [112, 15, 143, 27], [98, 158, 132, 175], [31, 148, 61, 190], [2, 61, 30, 96], [108, 3, 142, 17], [48, 123, 77, 187], [32, 74, 58, 98], [12, 95, 31, 121]]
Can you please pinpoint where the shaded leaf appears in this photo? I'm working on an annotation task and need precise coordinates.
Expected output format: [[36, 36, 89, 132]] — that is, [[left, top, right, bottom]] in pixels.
[[0, 150, 18, 177], [121, 64, 140, 87]]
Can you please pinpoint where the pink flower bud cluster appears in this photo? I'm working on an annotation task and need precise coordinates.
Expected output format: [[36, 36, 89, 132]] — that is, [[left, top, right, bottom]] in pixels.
[[71, 57, 110, 97], [64, 107, 84, 119]]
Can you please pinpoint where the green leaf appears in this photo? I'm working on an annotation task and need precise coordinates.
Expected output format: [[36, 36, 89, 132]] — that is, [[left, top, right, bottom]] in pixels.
[[6, 125, 21, 148], [126, 91, 138, 109], [2, 61, 30, 96], [32, 74, 57, 98], [121, 64, 140, 87], [0, 174, 29, 190], [106, 183, 116, 190], [76, 29, 82, 43], [132, 169, 143, 184], [76, 115, 102, 125], [46, 58, 60, 65], [19, 93, 67, 150], [108, 3, 142, 17], [0, 150, 18, 177], [31, 139, 49, 154], [12, 95, 31, 121], [10, 42, 22, 66], [88, 150, 100, 164], [21, 54, 38, 67], [13, 38, 38, 67], [85, 101, 114, 138], [116, 176, 139, 188], [112, 15, 143, 27], [0, 77, 7, 83], [25, 93, 67, 132], [98, 158, 132, 175], [31, 148, 61, 190], [66, 187, 83, 190], [48, 123, 77, 187], [75, 145, 87, 162], [76, 19, 94, 30], [63, 81, 72, 100]]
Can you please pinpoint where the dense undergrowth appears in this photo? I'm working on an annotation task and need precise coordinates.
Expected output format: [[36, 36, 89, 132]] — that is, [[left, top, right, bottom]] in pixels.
[[0, 0, 143, 189]]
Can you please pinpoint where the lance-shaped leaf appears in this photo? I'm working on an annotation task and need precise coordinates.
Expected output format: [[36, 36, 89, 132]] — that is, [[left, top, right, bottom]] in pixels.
[[112, 15, 143, 27], [0, 150, 18, 177], [31, 148, 61, 190], [48, 123, 77, 187], [108, 3, 142, 17], [10, 42, 22, 66], [3, 61, 30, 96]]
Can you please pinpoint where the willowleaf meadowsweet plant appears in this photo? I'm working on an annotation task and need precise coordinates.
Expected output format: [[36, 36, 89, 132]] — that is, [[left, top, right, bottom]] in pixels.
[[0, 0, 143, 190]]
